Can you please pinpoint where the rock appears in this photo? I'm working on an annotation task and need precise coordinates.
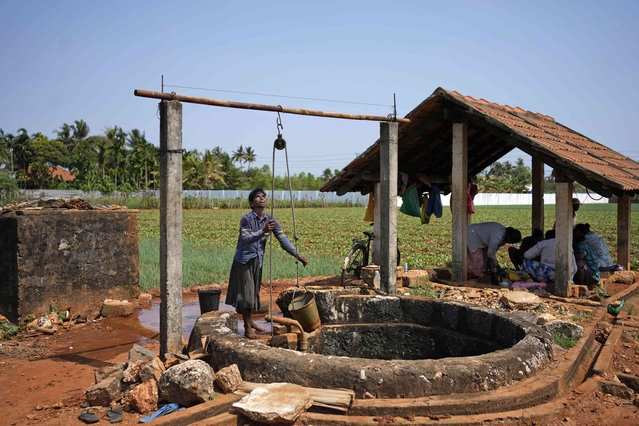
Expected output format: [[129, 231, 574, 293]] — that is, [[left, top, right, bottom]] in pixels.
[[233, 383, 313, 424], [595, 322, 612, 344], [164, 355, 181, 369], [85, 375, 123, 407], [511, 311, 539, 324], [215, 364, 243, 393], [127, 344, 156, 364], [139, 358, 165, 383], [600, 379, 635, 400], [500, 291, 541, 310], [123, 360, 146, 384], [158, 360, 216, 406], [608, 271, 636, 285], [544, 320, 584, 340], [536, 313, 556, 325], [95, 362, 126, 384], [138, 293, 153, 306], [122, 380, 158, 414], [618, 373, 639, 392], [101, 300, 134, 317]]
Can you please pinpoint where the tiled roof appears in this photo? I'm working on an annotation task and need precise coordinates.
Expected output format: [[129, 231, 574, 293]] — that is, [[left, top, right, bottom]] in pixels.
[[321, 87, 639, 196]]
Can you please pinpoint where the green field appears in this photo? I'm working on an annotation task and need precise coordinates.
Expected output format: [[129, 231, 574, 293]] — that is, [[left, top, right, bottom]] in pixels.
[[137, 204, 639, 291]]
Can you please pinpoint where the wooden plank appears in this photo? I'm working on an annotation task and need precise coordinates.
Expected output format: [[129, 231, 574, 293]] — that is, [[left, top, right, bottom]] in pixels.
[[451, 121, 468, 282], [554, 180, 573, 297], [617, 194, 632, 270]]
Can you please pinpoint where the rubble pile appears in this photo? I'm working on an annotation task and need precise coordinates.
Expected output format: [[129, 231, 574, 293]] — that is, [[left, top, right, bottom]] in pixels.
[[0, 197, 126, 211]]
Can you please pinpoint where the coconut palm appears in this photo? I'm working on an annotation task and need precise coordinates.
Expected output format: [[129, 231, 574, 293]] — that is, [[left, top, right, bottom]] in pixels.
[[232, 145, 245, 170], [244, 146, 256, 169]]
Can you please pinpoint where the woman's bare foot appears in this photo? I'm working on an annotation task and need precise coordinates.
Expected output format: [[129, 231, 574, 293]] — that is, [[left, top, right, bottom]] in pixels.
[[250, 321, 264, 332], [244, 330, 260, 339]]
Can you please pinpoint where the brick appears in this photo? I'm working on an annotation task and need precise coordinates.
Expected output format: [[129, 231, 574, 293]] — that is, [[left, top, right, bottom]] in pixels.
[[401, 270, 430, 288], [361, 265, 380, 286], [271, 333, 298, 350], [101, 300, 134, 317]]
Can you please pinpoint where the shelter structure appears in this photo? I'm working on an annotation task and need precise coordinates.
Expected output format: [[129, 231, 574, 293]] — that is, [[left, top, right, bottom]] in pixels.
[[321, 87, 639, 296]]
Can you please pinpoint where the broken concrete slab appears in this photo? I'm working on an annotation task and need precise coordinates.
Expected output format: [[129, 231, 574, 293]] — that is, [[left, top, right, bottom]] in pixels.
[[233, 383, 313, 424], [544, 320, 584, 340]]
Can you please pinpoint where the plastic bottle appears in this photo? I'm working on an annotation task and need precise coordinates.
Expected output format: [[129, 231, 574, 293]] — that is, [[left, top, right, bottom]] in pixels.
[[373, 270, 381, 289]]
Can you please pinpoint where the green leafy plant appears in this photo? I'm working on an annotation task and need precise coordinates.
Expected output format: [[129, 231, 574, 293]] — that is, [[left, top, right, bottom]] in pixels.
[[626, 304, 636, 316], [593, 285, 608, 302], [570, 310, 595, 323], [552, 334, 579, 349], [534, 302, 546, 313], [555, 305, 568, 316], [48, 305, 64, 321], [0, 321, 19, 339], [409, 284, 439, 298]]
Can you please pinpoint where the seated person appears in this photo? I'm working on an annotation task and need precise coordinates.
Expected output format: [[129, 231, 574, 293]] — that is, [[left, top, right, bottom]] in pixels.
[[575, 223, 615, 270], [509, 227, 544, 270], [467, 222, 521, 283], [573, 226, 600, 288], [523, 236, 576, 283]]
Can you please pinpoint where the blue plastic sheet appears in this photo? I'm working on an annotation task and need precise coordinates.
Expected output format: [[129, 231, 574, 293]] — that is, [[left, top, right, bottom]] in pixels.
[[139, 403, 184, 423]]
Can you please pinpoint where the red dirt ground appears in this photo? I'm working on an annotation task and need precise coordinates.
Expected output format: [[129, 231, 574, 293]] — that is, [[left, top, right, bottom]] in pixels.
[[1, 276, 638, 425]]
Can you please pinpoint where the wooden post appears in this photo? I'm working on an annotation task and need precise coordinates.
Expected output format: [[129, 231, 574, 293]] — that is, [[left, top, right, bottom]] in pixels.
[[532, 158, 544, 233], [554, 180, 573, 297], [159, 100, 183, 356], [451, 122, 468, 282], [379, 122, 398, 295], [617, 194, 631, 270]]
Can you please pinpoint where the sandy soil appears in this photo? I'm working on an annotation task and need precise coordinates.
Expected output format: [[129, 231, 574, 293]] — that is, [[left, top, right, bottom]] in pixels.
[[1, 275, 638, 425]]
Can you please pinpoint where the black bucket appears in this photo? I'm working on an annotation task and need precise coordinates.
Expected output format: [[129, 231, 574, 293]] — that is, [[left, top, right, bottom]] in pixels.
[[197, 289, 221, 314]]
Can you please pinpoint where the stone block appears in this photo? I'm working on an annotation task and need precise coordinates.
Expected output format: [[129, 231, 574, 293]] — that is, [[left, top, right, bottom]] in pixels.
[[0, 210, 140, 322], [128, 344, 157, 363], [271, 333, 298, 350], [233, 383, 312, 424], [138, 293, 152, 306], [361, 265, 380, 286], [95, 362, 126, 384], [401, 270, 430, 288], [215, 364, 243, 393], [500, 291, 541, 310], [159, 360, 216, 406], [600, 379, 635, 400], [272, 324, 288, 336], [86, 375, 124, 407], [569, 285, 589, 298], [101, 300, 134, 317]]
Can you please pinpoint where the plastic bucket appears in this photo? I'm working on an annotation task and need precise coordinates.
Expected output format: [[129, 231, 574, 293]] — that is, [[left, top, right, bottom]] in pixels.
[[197, 289, 221, 314], [288, 292, 321, 332]]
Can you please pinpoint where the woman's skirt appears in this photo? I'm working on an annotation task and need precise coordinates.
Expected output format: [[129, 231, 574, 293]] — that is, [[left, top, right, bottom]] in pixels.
[[226, 257, 262, 311]]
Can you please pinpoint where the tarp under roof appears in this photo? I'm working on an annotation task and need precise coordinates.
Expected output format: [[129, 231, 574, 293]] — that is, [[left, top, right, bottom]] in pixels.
[[320, 87, 639, 197]]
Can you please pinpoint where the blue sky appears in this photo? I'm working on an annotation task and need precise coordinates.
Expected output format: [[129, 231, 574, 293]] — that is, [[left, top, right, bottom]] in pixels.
[[1, 0, 637, 177]]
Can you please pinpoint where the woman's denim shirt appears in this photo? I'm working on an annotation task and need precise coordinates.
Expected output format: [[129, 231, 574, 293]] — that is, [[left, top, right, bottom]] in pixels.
[[233, 211, 297, 266]]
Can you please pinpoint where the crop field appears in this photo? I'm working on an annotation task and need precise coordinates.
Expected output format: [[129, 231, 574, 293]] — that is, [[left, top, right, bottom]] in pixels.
[[137, 204, 639, 290]]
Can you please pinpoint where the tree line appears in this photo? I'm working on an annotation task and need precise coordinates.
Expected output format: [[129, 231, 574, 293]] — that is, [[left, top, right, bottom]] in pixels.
[[1, 120, 547, 195], [0, 120, 341, 193]]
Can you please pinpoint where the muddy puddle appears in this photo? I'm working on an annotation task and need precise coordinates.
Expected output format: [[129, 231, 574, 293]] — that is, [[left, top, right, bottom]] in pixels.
[[137, 298, 273, 338]]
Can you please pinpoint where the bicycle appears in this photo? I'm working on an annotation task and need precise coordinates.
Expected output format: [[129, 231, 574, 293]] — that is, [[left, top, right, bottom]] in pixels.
[[340, 229, 400, 286]]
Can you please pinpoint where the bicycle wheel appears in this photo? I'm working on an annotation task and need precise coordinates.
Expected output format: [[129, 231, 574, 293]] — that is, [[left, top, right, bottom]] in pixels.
[[343, 245, 367, 279]]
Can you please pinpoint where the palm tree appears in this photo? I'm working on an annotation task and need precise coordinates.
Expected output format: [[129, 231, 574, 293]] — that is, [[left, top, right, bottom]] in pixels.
[[232, 145, 245, 170], [201, 149, 225, 188], [105, 126, 127, 189], [71, 119, 90, 151], [244, 146, 256, 169], [128, 129, 151, 190]]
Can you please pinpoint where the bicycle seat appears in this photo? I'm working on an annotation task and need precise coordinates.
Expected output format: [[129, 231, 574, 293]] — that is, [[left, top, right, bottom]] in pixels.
[[363, 231, 374, 238]]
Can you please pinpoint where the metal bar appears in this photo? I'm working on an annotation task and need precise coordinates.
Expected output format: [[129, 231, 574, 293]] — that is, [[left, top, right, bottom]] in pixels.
[[134, 89, 410, 123]]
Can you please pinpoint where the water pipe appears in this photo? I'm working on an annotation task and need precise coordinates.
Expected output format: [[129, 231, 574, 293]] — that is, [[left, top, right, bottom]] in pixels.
[[265, 315, 308, 351]]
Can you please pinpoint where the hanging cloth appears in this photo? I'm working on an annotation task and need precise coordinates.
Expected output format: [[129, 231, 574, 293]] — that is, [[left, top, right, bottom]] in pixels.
[[364, 192, 375, 222], [467, 183, 479, 214], [399, 184, 421, 217], [425, 185, 442, 218]]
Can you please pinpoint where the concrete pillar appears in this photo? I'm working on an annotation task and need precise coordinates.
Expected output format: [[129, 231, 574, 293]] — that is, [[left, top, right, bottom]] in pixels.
[[531, 158, 544, 233], [372, 182, 381, 266], [554, 180, 573, 297], [451, 122, 468, 282], [159, 100, 183, 356], [617, 194, 632, 270], [379, 122, 398, 295]]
